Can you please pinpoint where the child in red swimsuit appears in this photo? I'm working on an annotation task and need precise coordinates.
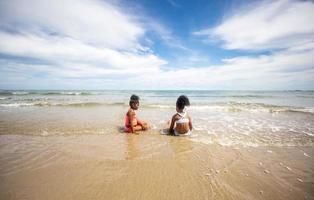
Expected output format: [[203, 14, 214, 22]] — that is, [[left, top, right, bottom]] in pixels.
[[124, 94, 149, 133]]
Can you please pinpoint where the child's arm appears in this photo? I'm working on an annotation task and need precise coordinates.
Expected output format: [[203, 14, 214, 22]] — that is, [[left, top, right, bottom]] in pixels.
[[169, 115, 176, 134], [128, 110, 136, 133], [188, 116, 193, 131]]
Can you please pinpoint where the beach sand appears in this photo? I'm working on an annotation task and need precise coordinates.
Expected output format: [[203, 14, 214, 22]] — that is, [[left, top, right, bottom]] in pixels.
[[1, 90, 314, 200], [0, 133, 313, 200]]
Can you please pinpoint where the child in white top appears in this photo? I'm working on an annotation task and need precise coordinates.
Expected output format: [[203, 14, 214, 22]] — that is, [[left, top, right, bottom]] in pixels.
[[169, 95, 193, 136]]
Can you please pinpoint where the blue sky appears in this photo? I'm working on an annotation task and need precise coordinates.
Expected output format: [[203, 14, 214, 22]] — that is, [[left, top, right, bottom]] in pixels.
[[0, 0, 313, 90]]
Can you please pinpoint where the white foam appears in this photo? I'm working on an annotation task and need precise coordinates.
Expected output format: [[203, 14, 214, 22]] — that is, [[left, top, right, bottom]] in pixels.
[[294, 107, 314, 114], [148, 105, 173, 109], [193, 126, 206, 131], [60, 92, 83, 95], [12, 92, 29, 95], [0, 103, 34, 107], [303, 131, 314, 137], [151, 124, 157, 129], [303, 152, 311, 157]]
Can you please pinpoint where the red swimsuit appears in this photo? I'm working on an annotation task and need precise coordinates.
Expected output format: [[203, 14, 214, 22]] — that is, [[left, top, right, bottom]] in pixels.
[[124, 112, 138, 133]]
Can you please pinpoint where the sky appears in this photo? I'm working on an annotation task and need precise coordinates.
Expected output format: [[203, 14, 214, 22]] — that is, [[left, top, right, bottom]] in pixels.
[[0, 0, 313, 90]]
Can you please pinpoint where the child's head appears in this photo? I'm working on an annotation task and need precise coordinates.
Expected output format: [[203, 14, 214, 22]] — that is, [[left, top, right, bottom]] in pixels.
[[176, 95, 190, 112], [129, 94, 140, 110]]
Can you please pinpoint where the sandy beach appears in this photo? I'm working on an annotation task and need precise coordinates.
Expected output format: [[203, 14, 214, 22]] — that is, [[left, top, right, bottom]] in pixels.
[[0, 133, 313, 200], [0, 90, 313, 199]]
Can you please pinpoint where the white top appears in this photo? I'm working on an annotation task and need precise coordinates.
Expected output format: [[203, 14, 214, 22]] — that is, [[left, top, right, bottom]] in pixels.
[[176, 112, 189, 124]]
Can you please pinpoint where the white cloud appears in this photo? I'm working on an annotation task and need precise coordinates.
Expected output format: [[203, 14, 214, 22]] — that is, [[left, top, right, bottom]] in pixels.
[[145, 20, 187, 50], [131, 42, 314, 90], [0, 31, 165, 72], [0, 0, 167, 79], [194, 0, 314, 50], [1, 43, 313, 90], [0, 0, 144, 50]]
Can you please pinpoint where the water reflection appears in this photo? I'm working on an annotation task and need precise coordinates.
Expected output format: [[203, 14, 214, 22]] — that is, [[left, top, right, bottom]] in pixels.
[[125, 134, 140, 160]]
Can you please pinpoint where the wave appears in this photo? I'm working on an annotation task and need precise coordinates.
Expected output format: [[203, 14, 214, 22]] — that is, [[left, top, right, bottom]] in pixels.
[[219, 102, 314, 114], [146, 102, 314, 115], [270, 108, 314, 115], [1, 100, 313, 115], [0, 102, 127, 107], [0, 91, 93, 96], [0, 91, 38, 95], [148, 95, 273, 98], [146, 105, 174, 109], [0, 97, 11, 100], [42, 92, 92, 96], [0, 91, 15, 96], [0, 103, 35, 107]]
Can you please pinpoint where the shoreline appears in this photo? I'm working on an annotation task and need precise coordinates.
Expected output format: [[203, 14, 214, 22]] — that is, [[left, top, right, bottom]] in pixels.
[[1, 133, 313, 200]]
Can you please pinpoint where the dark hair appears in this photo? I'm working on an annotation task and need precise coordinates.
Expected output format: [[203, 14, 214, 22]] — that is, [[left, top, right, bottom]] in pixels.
[[129, 94, 140, 106], [176, 95, 190, 110]]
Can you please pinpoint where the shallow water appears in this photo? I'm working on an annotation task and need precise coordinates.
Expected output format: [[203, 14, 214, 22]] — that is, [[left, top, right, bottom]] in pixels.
[[0, 104, 313, 148]]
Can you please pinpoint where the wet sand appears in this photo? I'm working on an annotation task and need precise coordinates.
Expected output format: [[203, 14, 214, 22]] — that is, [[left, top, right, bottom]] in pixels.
[[0, 133, 313, 200]]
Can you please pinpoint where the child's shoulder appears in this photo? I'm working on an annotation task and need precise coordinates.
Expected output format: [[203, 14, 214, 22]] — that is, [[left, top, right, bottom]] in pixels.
[[127, 108, 135, 115], [172, 113, 180, 120]]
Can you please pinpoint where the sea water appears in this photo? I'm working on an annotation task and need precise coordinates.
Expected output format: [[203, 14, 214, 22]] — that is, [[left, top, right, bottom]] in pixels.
[[0, 90, 313, 147]]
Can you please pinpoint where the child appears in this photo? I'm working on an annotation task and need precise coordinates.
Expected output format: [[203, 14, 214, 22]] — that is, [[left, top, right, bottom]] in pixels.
[[169, 95, 193, 136], [124, 94, 149, 133]]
